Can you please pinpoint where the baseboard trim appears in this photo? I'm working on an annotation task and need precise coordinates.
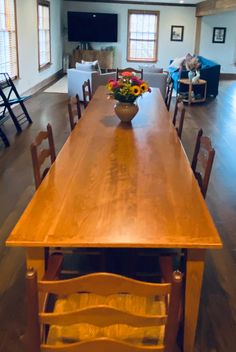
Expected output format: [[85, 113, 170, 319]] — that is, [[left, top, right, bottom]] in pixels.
[[23, 69, 64, 96], [220, 73, 236, 80]]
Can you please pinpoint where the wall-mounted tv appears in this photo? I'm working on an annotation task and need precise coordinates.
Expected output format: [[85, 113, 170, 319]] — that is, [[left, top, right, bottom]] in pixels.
[[67, 12, 118, 43]]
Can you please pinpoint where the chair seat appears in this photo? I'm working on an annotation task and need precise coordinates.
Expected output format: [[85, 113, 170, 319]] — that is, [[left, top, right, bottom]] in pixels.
[[0, 95, 31, 107], [47, 292, 166, 347]]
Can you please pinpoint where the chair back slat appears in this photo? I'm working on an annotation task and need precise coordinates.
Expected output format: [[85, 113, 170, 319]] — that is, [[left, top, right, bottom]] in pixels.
[[38, 272, 171, 296], [40, 305, 167, 326], [116, 67, 143, 80], [37, 150, 52, 166], [41, 338, 165, 352], [30, 123, 56, 189]]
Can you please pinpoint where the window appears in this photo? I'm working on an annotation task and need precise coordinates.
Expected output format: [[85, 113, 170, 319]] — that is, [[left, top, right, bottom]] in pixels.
[[127, 10, 159, 62], [38, 0, 51, 70], [0, 0, 18, 78]]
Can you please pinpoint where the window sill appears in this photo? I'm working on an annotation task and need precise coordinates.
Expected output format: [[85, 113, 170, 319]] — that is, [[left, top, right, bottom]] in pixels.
[[39, 62, 52, 72], [127, 58, 157, 63]]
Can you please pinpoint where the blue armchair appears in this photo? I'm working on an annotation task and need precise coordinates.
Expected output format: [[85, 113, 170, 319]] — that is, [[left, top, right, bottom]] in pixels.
[[169, 56, 221, 97]]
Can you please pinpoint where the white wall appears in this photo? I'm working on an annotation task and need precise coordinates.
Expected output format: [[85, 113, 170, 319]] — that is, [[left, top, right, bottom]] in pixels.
[[199, 11, 236, 73], [15, 0, 63, 94], [63, 1, 196, 69]]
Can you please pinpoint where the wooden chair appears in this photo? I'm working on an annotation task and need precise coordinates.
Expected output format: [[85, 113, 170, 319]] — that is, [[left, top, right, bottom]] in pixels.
[[82, 79, 92, 108], [191, 129, 215, 198], [25, 267, 183, 352], [116, 67, 143, 79], [30, 123, 56, 190], [172, 97, 185, 139], [165, 79, 174, 111], [68, 94, 81, 131]]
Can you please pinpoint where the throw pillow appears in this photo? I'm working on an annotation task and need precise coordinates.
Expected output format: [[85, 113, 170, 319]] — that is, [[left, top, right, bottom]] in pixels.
[[81, 59, 101, 73], [139, 64, 163, 73], [169, 56, 186, 69], [185, 57, 201, 71], [75, 62, 96, 72]]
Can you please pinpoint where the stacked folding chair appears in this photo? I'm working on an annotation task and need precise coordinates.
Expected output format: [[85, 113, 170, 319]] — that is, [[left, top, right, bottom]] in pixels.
[[0, 73, 32, 147]]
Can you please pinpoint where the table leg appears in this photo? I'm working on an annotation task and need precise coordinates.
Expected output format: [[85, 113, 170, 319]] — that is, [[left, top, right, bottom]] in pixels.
[[26, 247, 45, 280], [184, 249, 206, 352], [188, 83, 192, 105]]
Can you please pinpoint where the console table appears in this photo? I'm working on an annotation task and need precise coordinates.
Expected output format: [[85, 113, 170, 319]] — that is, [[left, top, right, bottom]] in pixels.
[[70, 49, 114, 70]]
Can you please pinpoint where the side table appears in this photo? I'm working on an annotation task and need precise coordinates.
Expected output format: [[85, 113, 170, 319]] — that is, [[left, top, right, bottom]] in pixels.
[[179, 78, 207, 105]]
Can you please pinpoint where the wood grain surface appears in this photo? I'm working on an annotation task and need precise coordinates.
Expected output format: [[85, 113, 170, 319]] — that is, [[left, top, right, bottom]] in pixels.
[[6, 86, 222, 250]]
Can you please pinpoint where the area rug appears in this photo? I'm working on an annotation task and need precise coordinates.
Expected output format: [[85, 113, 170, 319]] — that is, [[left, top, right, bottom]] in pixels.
[[44, 75, 67, 94]]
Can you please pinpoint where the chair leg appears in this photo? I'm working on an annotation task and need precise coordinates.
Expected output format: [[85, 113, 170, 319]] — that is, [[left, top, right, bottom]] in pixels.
[[19, 100, 33, 124], [0, 127, 10, 147], [5, 105, 22, 132]]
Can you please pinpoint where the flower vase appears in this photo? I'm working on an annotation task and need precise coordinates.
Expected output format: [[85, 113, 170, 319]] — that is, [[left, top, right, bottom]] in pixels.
[[114, 101, 139, 122], [192, 70, 200, 83], [188, 71, 195, 82]]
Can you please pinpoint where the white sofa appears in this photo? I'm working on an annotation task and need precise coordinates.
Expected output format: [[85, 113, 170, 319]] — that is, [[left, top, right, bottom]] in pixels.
[[143, 72, 168, 99], [67, 68, 116, 98]]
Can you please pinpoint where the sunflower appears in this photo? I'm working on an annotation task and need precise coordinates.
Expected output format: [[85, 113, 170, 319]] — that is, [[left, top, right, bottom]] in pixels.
[[140, 82, 148, 93], [107, 81, 114, 91], [130, 85, 141, 96]]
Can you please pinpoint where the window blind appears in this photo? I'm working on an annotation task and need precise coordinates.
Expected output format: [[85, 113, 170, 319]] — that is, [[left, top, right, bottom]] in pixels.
[[127, 10, 159, 62], [0, 0, 18, 78], [38, 1, 51, 70]]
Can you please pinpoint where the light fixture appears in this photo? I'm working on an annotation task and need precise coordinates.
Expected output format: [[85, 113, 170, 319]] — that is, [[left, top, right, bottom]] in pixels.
[[179, 0, 184, 3]]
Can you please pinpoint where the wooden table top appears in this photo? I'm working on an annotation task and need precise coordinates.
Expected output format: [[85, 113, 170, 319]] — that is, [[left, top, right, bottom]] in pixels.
[[179, 78, 207, 85], [6, 86, 222, 249]]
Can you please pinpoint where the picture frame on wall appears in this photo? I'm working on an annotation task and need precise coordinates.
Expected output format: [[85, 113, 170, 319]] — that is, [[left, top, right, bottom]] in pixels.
[[212, 27, 226, 43], [170, 25, 184, 42]]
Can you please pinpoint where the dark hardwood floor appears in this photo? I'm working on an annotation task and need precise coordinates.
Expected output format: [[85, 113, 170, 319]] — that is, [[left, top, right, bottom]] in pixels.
[[0, 81, 236, 351]]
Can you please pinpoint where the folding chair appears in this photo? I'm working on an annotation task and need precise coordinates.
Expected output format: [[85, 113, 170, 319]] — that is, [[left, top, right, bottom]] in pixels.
[[0, 72, 32, 134]]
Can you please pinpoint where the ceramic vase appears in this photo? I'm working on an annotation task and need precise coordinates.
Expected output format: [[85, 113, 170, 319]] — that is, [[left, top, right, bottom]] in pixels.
[[188, 71, 195, 82], [192, 70, 200, 83], [114, 101, 139, 122]]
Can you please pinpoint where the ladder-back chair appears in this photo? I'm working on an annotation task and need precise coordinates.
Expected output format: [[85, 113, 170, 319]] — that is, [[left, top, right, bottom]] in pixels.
[[116, 67, 143, 80], [172, 97, 185, 139], [191, 129, 215, 198], [0, 72, 32, 133], [25, 268, 183, 352], [165, 79, 174, 111], [30, 123, 56, 190], [82, 79, 92, 108], [68, 94, 82, 131]]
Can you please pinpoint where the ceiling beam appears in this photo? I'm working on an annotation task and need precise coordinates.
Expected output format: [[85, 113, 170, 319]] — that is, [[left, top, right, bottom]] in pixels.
[[64, 0, 196, 7], [196, 0, 236, 17]]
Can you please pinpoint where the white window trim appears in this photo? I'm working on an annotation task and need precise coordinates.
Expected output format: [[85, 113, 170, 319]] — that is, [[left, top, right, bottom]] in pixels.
[[37, 0, 51, 71], [0, 0, 19, 79], [127, 9, 159, 63]]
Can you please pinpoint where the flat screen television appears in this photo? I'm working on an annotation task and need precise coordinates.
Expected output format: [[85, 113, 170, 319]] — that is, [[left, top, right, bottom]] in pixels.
[[67, 12, 118, 42]]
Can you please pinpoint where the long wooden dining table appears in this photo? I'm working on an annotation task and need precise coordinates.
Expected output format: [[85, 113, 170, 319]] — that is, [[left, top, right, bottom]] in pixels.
[[6, 86, 222, 352]]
